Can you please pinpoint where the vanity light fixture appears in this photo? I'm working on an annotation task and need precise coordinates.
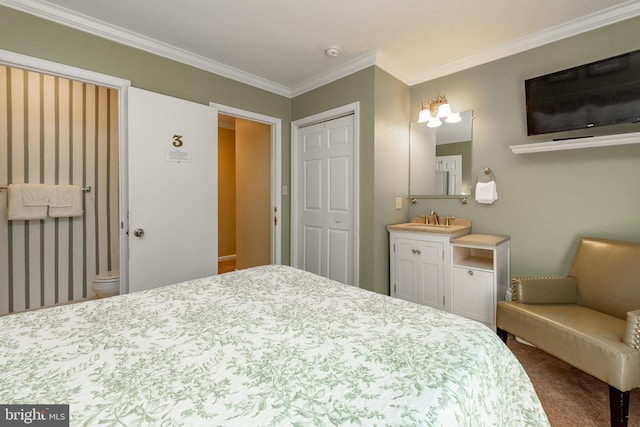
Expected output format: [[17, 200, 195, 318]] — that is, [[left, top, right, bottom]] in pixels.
[[418, 95, 461, 127]]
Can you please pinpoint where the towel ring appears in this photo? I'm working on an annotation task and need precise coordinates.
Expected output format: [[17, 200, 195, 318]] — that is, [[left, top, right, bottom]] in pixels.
[[475, 167, 496, 184]]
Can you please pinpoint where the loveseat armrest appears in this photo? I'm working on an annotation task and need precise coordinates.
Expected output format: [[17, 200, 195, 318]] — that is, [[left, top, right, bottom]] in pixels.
[[511, 276, 578, 304]]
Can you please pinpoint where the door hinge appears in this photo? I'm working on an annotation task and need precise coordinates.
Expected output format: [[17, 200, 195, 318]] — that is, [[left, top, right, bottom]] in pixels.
[[394, 284, 396, 293], [443, 295, 445, 305], [274, 216, 278, 226], [393, 243, 395, 252]]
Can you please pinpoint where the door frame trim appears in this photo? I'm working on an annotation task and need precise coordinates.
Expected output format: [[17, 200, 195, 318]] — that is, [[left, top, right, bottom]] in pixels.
[[210, 103, 282, 265], [291, 102, 360, 286], [0, 49, 132, 293]]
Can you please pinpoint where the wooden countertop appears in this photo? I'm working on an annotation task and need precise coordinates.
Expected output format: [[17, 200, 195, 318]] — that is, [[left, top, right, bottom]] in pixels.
[[451, 233, 510, 247]]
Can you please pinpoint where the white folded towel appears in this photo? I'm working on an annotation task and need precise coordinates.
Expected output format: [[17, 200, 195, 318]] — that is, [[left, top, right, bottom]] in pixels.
[[48, 185, 75, 207], [475, 180, 498, 204], [48, 185, 83, 217], [21, 183, 50, 206], [7, 184, 48, 220]]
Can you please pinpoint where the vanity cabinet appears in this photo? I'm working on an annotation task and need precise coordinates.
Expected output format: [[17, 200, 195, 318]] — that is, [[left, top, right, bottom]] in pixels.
[[451, 234, 510, 327], [394, 237, 445, 309], [388, 227, 470, 312]]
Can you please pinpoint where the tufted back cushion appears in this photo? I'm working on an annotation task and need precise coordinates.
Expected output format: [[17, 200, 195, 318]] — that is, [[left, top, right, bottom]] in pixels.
[[570, 237, 640, 319]]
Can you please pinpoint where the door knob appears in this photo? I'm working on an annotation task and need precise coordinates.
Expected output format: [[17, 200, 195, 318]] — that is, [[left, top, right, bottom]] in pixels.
[[133, 228, 145, 237]]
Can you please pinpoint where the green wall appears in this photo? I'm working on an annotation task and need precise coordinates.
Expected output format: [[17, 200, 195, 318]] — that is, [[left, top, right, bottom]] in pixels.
[[372, 68, 410, 294], [0, 5, 293, 264], [410, 16, 640, 277]]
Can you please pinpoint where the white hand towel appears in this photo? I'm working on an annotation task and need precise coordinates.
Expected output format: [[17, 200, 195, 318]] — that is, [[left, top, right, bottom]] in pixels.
[[475, 180, 498, 204], [7, 184, 48, 220], [48, 185, 75, 207], [48, 185, 83, 218], [21, 183, 50, 206]]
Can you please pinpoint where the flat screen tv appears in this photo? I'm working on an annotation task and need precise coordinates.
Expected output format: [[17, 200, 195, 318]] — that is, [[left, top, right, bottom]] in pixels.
[[525, 49, 640, 136]]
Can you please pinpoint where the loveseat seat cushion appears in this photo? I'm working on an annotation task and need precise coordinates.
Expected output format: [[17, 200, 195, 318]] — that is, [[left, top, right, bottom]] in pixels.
[[497, 301, 640, 391]]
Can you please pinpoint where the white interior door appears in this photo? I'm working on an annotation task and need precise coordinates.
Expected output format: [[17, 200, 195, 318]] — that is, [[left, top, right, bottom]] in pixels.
[[435, 155, 462, 195], [128, 87, 218, 292], [296, 115, 355, 285]]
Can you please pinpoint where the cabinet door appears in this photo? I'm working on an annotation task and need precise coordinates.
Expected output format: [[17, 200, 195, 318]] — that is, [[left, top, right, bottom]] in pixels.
[[452, 267, 494, 324], [416, 241, 444, 310], [394, 239, 418, 302]]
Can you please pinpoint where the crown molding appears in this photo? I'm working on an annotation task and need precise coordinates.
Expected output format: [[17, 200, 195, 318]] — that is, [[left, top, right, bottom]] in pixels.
[[0, 0, 292, 97], [409, 0, 640, 85], [373, 50, 412, 86], [290, 50, 379, 97], [3, 0, 640, 97], [290, 50, 414, 97]]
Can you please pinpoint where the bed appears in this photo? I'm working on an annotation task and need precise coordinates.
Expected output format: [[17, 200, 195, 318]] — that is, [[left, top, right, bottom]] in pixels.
[[0, 265, 549, 426]]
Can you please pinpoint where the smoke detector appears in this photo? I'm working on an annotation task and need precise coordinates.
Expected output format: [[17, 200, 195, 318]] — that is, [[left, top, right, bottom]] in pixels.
[[325, 47, 340, 58]]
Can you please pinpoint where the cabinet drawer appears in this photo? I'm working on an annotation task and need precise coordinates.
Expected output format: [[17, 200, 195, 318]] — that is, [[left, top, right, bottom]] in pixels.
[[452, 267, 494, 324], [396, 238, 442, 259]]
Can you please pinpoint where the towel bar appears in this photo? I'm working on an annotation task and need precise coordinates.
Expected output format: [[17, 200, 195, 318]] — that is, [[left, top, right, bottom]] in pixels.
[[0, 185, 91, 193]]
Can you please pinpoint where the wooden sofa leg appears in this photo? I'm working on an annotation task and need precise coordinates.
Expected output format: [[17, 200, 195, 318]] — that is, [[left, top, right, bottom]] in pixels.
[[609, 385, 630, 427], [496, 327, 508, 344]]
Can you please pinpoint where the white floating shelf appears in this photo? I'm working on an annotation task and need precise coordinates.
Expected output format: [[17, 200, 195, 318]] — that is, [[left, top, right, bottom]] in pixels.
[[509, 131, 640, 154]]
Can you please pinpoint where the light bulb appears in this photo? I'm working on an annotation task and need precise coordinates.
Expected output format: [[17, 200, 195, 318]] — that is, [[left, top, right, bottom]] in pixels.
[[427, 117, 442, 128], [437, 103, 452, 118], [445, 112, 461, 123], [418, 108, 432, 123]]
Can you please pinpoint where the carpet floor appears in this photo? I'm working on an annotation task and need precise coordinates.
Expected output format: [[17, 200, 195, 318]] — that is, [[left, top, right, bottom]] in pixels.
[[507, 335, 640, 427]]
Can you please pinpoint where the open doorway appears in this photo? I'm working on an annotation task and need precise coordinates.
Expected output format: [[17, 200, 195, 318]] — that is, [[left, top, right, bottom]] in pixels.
[[216, 108, 282, 273], [0, 58, 127, 315], [218, 114, 270, 272]]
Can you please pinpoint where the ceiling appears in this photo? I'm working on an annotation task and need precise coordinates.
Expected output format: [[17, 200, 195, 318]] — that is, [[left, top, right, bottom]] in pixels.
[[4, 0, 640, 97]]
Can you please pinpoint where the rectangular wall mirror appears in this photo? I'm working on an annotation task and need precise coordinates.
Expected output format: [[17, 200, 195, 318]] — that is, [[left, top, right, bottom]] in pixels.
[[409, 110, 473, 197]]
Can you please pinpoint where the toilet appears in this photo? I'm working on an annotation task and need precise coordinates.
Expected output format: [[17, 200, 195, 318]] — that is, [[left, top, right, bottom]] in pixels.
[[93, 270, 120, 298]]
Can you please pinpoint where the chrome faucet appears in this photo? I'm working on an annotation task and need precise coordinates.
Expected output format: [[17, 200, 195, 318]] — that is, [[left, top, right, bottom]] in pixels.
[[429, 210, 439, 225]]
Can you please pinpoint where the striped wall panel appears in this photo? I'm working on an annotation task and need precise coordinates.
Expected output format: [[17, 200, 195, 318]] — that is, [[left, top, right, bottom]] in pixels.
[[0, 65, 119, 315]]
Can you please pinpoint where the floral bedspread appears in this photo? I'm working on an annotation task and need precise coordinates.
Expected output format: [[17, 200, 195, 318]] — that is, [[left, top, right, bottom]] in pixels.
[[0, 265, 549, 426]]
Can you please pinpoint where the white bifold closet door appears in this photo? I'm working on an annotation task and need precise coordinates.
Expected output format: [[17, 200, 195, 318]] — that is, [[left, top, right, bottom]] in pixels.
[[296, 115, 355, 286], [127, 87, 218, 292]]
